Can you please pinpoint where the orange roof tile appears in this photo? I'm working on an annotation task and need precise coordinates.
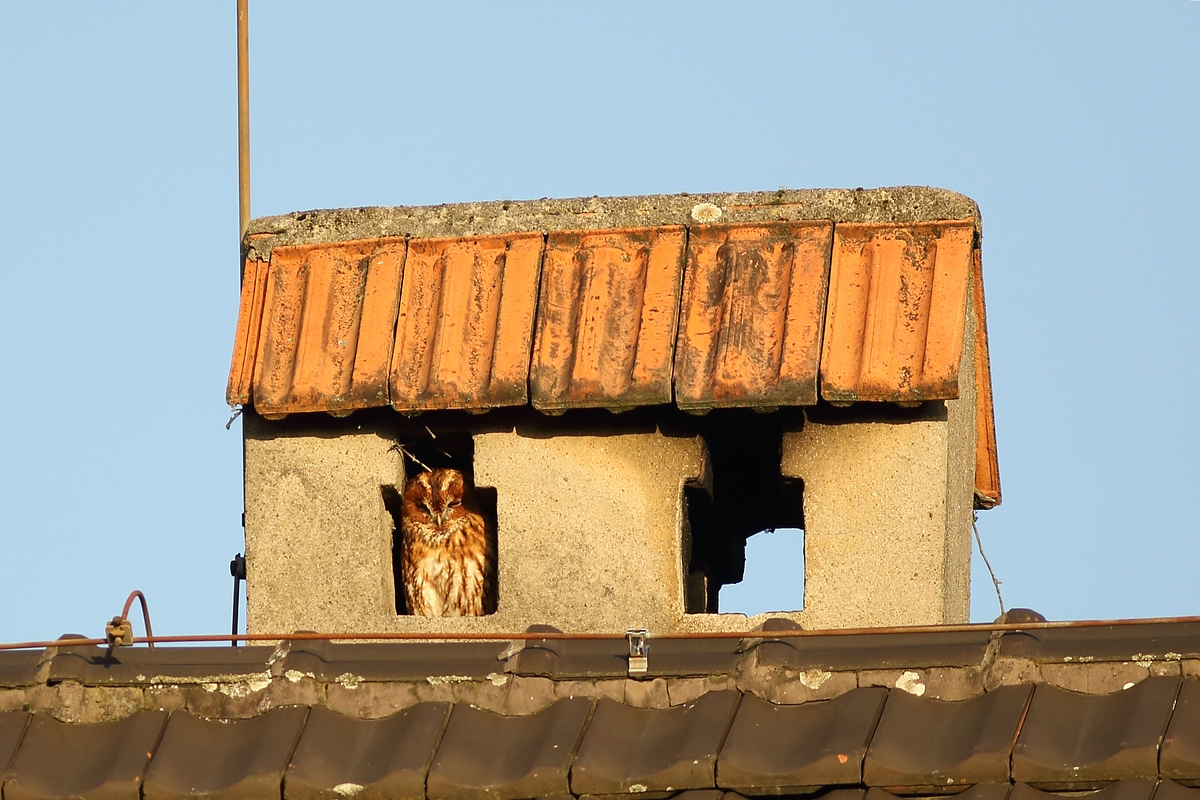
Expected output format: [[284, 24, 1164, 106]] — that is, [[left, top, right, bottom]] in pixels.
[[972, 248, 1001, 509], [390, 233, 542, 412], [530, 226, 686, 411], [226, 257, 269, 407], [820, 220, 974, 404], [674, 221, 832, 409], [232, 238, 406, 418]]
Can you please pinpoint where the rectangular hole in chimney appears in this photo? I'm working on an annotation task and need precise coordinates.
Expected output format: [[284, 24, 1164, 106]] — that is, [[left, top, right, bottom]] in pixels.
[[383, 434, 498, 616], [683, 410, 805, 615]]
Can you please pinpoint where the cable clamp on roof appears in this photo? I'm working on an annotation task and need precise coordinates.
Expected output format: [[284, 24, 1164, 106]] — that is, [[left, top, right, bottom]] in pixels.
[[627, 629, 649, 675], [105, 617, 133, 647], [105, 590, 155, 649]]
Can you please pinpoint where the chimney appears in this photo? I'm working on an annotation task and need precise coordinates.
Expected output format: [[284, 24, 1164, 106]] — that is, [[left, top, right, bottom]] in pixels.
[[227, 188, 999, 635]]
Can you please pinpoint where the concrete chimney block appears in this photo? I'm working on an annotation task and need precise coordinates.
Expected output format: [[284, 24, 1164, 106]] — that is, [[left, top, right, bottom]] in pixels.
[[473, 430, 705, 632], [243, 420, 404, 635]]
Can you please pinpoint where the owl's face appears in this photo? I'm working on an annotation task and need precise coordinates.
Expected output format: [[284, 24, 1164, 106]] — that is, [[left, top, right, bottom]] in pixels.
[[402, 468, 469, 534]]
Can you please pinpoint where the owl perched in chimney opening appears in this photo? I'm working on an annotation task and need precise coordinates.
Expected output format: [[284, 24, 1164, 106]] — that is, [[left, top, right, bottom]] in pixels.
[[400, 468, 496, 616]]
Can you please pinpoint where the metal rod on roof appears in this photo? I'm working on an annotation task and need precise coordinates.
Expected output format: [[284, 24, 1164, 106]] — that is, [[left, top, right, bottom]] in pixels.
[[237, 0, 251, 242], [5, 614, 1200, 651]]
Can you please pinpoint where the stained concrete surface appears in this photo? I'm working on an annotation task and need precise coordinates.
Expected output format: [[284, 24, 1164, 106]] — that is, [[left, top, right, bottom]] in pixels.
[[243, 413, 404, 635], [245, 187, 980, 261]]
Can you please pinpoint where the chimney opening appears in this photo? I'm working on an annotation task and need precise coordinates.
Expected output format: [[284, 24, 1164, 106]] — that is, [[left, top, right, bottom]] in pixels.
[[384, 433, 499, 616], [682, 410, 805, 614]]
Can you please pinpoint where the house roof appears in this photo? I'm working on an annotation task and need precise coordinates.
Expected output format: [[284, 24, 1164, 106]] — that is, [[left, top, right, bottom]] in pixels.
[[226, 187, 1000, 507], [3, 618, 1199, 798]]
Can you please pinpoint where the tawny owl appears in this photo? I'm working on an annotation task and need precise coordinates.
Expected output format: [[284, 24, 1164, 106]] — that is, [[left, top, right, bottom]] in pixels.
[[400, 468, 496, 616]]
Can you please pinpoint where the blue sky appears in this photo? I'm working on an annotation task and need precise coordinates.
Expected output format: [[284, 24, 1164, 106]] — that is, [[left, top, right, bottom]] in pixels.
[[0, 3, 1196, 642]]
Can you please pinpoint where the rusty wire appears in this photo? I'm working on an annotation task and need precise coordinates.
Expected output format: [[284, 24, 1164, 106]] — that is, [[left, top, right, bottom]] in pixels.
[[4, 613, 1200, 652], [120, 592, 153, 647]]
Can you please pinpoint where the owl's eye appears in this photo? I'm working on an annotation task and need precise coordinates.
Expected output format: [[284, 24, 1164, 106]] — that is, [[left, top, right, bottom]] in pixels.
[[448, 499, 461, 508]]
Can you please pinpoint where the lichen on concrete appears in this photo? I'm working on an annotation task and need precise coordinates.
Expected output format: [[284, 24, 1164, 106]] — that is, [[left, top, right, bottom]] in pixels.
[[245, 187, 981, 261]]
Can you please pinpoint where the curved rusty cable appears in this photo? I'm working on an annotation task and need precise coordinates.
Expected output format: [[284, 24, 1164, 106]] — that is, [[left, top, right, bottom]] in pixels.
[[4, 613, 1200, 652], [119, 590, 155, 649]]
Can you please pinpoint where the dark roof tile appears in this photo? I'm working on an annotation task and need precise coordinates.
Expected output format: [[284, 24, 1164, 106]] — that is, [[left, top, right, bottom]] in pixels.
[[1153, 780, 1200, 800], [427, 697, 592, 800], [571, 691, 740, 795], [49, 645, 274, 685], [755, 630, 992, 671], [0, 652, 42, 688], [3, 711, 167, 800], [582, 791, 820, 800], [646, 641, 744, 677], [284, 702, 449, 800], [1012, 678, 1180, 789], [142, 706, 308, 800], [800, 789, 866, 800], [284, 641, 508, 682], [863, 684, 1032, 789], [511, 638, 741, 679], [1009, 780, 1156, 800], [0, 712, 29, 775], [510, 639, 626, 678], [1160, 679, 1200, 785], [670, 791, 726, 800], [867, 788, 1012, 800], [941, 785, 1012, 800], [717, 687, 886, 793], [998, 623, 1200, 662]]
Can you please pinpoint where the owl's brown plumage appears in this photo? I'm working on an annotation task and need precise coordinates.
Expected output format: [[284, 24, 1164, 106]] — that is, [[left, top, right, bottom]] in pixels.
[[399, 468, 496, 616]]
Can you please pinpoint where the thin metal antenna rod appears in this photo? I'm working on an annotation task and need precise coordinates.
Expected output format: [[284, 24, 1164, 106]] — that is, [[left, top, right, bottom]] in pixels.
[[237, 0, 250, 242]]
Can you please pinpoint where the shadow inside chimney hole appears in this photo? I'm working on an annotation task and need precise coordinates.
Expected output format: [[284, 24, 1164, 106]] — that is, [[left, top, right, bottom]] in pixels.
[[683, 410, 805, 614]]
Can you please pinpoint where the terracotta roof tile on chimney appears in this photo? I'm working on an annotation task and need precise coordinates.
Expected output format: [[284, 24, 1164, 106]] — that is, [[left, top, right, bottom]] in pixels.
[[531, 226, 686, 411], [391, 232, 542, 412], [820, 219, 974, 404], [231, 237, 406, 417], [675, 220, 832, 409]]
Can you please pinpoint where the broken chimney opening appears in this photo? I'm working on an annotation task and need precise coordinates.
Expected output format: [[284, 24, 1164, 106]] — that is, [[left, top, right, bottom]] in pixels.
[[683, 409, 805, 614]]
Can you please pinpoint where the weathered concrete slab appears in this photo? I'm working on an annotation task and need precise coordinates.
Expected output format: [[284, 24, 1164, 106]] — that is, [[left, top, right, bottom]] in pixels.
[[245, 187, 980, 261]]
